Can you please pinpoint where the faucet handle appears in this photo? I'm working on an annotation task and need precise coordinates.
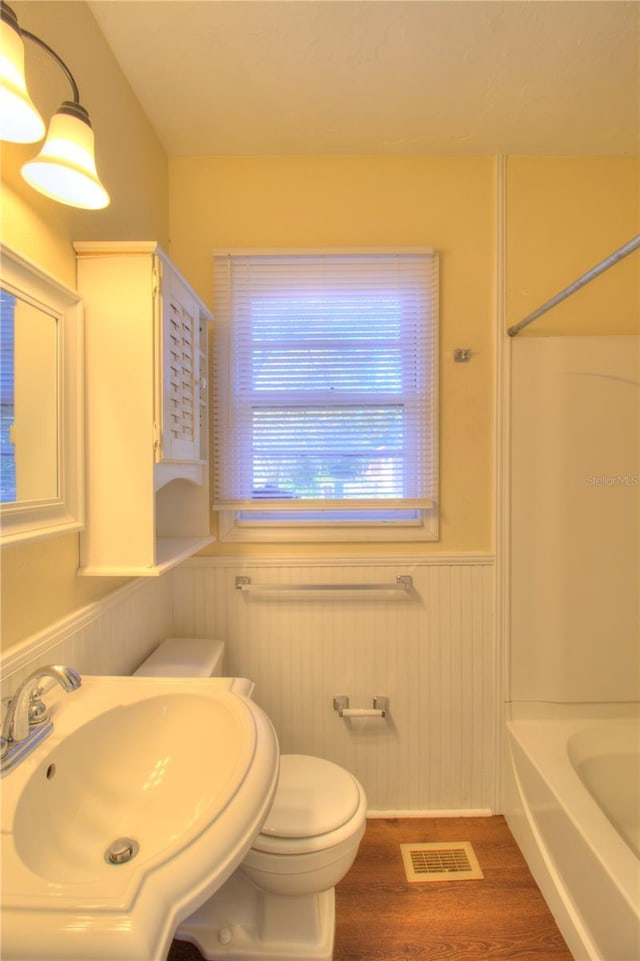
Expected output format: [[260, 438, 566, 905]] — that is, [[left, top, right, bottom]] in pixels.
[[28, 691, 50, 727]]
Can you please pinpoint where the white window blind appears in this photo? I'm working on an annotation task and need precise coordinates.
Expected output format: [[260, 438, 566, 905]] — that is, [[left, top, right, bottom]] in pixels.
[[212, 250, 438, 529]]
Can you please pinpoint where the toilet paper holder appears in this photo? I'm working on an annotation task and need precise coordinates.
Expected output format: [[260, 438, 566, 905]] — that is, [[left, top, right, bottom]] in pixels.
[[333, 695, 388, 719]]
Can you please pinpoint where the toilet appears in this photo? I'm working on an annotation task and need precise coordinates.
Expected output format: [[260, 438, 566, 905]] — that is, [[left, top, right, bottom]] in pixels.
[[135, 638, 367, 961]]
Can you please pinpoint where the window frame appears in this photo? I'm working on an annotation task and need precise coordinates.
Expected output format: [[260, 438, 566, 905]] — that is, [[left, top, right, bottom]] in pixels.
[[213, 247, 439, 543]]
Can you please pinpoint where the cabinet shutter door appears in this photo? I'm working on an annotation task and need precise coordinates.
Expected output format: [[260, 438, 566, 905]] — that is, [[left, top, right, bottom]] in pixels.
[[160, 278, 200, 462]]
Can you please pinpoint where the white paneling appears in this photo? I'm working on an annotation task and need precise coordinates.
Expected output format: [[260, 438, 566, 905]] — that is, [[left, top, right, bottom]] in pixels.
[[0, 577, 173, 698], [171, 556, 497, 814], [1, 556, 496, 815]]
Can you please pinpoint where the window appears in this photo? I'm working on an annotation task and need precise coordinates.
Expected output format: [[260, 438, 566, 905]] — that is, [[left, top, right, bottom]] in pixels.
[[212, 250, 438, 542]]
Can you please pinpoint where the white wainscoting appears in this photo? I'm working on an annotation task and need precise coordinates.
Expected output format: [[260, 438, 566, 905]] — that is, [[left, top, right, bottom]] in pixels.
[[0, 577, 173, 698], [1, 556, 498, 815], [171, 555, 498, 816]]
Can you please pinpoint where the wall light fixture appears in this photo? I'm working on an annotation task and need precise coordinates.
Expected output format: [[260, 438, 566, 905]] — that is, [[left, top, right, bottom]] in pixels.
[[0, 1, 110, 209]]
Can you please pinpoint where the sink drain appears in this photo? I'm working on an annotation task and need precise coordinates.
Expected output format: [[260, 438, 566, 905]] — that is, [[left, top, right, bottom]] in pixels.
[[105, 837, 139, 865]]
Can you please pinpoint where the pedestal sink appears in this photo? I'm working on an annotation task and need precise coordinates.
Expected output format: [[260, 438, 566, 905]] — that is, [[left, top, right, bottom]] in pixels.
[[0, 675, 279, 961]]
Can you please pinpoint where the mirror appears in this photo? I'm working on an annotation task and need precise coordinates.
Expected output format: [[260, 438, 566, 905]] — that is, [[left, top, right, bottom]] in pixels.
[[1, 289, 59, 503], [0, 244, 84, 544]]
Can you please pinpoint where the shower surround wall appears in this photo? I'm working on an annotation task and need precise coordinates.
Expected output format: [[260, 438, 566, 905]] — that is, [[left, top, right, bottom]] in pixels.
[[504, 334, 640, 961], [509, 335, 639, 708]]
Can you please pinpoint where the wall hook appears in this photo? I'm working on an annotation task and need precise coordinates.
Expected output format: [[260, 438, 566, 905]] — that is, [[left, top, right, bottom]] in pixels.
[[453, 348, 473, 362]]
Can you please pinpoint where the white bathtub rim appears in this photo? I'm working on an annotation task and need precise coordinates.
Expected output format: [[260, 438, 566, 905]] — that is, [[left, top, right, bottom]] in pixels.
[[507, 718, 639, 915], [506, 753, 599, 961], [506, 699, 640, 722], [506, 715, 640, 961]]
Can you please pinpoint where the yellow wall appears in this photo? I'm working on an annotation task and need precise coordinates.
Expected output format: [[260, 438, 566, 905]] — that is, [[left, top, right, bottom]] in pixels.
[[1, 5, 637, 648], [506, 157, 639, 336], [0, 1, 169, 650], [169, 154, 637, 561], [168, 155, 498, 558]]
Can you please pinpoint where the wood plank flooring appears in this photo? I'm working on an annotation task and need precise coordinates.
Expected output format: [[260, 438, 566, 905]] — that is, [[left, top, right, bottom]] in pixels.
[[167, 816, 574, 961], [334, 816, 573, 961]]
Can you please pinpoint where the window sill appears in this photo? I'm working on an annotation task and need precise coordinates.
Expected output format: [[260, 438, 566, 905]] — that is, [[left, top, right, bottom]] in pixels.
[[217, 511, 439, 543]]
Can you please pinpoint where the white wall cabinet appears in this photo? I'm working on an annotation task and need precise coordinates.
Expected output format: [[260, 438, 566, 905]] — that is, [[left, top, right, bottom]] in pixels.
[[74, 241, 214, 575]]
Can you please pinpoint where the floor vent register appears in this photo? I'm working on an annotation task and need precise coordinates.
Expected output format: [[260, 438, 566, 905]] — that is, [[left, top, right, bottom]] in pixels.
[[400, 841, 484, 882]]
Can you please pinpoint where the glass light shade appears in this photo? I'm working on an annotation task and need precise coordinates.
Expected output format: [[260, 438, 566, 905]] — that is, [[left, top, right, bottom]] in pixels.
[[0, 15, 45, 142], [21, 103, 110, 209]]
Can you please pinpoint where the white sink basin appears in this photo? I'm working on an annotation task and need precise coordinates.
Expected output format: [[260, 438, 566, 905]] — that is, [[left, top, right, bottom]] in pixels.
[[1, 675, 279, 961]]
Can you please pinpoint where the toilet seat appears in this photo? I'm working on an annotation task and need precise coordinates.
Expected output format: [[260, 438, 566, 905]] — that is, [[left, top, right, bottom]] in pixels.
[[251, 755, 365, 856]]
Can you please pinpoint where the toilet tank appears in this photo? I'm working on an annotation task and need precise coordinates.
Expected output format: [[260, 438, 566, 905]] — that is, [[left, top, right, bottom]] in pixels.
[[134, 638, 225, 677]]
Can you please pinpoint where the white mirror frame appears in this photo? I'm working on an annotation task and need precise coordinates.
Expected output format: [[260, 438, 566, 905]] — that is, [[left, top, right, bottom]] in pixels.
[[0, 244, 84, 545]]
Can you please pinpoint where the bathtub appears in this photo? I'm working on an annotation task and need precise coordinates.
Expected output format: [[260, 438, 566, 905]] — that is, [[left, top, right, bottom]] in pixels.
[[505, 714, 640, 961]]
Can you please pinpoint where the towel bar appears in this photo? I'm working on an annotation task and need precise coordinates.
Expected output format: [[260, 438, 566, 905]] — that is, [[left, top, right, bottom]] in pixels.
[[234, 575, 412, 593]]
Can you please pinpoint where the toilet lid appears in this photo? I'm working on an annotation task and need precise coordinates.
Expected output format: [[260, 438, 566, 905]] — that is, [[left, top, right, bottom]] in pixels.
[[260, 755, 361, 839]]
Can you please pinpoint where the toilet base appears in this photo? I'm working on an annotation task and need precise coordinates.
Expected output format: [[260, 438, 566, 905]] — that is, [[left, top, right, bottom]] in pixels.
[[175, 870, 335, 961]]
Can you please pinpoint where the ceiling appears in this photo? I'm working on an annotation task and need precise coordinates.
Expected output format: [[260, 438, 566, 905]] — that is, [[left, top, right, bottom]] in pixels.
[[88, 0, 639, 157]]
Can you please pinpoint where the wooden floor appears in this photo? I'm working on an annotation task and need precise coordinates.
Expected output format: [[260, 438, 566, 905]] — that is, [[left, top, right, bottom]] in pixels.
[[167, 816, 574, 961]]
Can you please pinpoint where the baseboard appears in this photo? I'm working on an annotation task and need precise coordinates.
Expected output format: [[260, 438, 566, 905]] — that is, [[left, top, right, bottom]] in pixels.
[[367, 809, 495, 819]]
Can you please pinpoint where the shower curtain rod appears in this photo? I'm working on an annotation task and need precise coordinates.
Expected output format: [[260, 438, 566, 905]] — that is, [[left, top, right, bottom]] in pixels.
[[507, 235, 640, 337]]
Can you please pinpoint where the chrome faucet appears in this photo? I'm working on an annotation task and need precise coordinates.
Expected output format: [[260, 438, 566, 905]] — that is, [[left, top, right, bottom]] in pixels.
[[1, 665, 81, 772]]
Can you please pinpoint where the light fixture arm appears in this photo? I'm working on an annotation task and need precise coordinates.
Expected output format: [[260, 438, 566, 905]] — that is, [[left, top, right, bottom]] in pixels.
[[1, 1, 80, 105], [20, 27, 80, 104]]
